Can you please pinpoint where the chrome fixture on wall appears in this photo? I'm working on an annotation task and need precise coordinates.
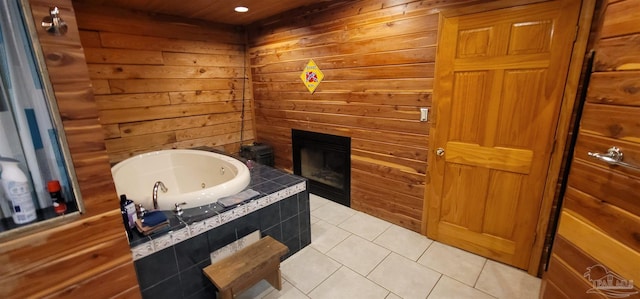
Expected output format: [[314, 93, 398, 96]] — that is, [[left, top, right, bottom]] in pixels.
[[588, 146, 640, 171], [41, 7, 67, 35]]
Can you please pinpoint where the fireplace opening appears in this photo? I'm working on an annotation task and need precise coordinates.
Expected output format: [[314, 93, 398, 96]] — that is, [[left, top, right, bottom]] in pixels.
[[292, 129, 350, 207]]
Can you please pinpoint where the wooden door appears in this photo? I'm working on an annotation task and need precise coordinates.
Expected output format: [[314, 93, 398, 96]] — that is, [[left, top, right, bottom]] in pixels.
[[426, 0, 581, 270]]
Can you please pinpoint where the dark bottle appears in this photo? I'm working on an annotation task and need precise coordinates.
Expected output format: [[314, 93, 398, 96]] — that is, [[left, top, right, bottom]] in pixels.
[[47, 180, 67, 215], [120, 194, 134, 240]]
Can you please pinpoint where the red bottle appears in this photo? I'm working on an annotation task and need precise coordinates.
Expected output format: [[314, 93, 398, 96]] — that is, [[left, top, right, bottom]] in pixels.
[[48, 180, 67, 215]]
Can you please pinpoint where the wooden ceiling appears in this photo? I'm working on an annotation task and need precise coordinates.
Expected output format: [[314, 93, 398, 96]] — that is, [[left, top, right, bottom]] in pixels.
[[72, 0, 332, 25]]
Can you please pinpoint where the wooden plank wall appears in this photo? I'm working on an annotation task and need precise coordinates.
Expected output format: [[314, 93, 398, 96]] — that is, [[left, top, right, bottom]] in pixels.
[[73, 2, 255, 164], [541, 0, 640, 297], [248, 0, 499, 232], [0, 0, 139, 297]]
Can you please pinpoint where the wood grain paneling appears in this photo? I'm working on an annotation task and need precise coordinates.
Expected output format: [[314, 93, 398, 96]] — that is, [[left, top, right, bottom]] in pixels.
[[580, 102, 640, 141], [587, 72, 640, 105], [248, 0, 590, 242], [0, 0, 139, 297], [47, 263, 140, 298], [558, 211, 640, 283], [594, 34, 640, 71], [72, 0, 340, 26], [83, 47, 165, 65], [568, 159, 640, 215], [542, 0, 640, 297], [74, 3, 255, 163], [72, 2, 243, 43], [544, 237, 620, 299], [247, 0, 452, 231], [563, 187, 640, 253], [599, 0, 640, 38]]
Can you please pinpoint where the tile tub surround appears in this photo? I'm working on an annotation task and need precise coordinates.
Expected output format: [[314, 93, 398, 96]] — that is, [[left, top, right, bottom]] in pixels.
[[130, 164, 311, 299]]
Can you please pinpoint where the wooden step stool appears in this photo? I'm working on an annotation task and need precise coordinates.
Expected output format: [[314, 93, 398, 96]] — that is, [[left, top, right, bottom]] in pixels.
[[203, 236, 289, 299]]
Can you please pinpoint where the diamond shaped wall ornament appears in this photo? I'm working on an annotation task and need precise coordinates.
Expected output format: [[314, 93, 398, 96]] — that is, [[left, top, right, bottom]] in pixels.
[[300, 59, 324, 94]]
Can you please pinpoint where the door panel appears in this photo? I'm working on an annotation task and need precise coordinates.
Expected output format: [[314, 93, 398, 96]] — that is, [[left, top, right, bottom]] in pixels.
[[426, 0, 581, 270], [440, 163, 489, 229], [497, 69, 547, 148], [448, 71, 489, 143], [508, 20, 553, 55], [483, 171, 522, 238]]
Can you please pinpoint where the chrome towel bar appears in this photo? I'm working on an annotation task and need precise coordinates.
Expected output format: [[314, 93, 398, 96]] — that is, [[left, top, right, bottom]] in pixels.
[[587, 146, 640, 171]]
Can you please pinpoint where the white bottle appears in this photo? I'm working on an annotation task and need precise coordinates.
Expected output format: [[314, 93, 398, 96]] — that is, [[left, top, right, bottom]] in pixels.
[[0, 157, 37, 224]]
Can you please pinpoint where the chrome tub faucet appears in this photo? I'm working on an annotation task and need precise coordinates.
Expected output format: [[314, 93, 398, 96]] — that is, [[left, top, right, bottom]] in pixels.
[[152, 181, 168, 210]]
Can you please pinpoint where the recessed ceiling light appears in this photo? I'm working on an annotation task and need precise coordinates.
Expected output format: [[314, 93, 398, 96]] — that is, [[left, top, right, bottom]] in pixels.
[[235, 6, 249, 13]]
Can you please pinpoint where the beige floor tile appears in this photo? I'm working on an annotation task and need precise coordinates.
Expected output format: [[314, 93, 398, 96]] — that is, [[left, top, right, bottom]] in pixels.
[[417, 242, 486, 286], [385, 293, 403, 299], [338, 212, 391, 241], [427, 276, 495, 299], [309, 266, 389, 299], [283, 194, 543, 299], [374, 224, 433, 261], [309, 194, 330, 211], [311, 201, 356, 225], [236, 280, 275, 299], [281, 246, 341, 294], [311, 220, 351, 253], [263, 281, 309, 299], [368, 252, 441, 299], [475, 260, 541, 299], [326, 234, 390, 276]]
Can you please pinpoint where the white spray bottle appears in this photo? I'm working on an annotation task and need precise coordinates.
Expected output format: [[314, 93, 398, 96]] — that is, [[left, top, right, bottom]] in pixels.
[[0, 157, 37, 224]]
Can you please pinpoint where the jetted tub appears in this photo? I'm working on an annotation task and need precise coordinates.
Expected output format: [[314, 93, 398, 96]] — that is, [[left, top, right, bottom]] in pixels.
[[111, 149, 250, 210]]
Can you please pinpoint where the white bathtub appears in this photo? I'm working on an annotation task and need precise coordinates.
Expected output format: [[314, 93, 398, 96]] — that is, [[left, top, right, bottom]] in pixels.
[[111, 149, 250, 210]]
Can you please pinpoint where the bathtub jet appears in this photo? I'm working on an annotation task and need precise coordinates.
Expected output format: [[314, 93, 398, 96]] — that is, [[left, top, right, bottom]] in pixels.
[[111, 149, 250, 211]]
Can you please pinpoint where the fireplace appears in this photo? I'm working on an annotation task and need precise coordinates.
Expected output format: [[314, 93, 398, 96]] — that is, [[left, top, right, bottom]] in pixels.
[[292, 129, 350, 207]]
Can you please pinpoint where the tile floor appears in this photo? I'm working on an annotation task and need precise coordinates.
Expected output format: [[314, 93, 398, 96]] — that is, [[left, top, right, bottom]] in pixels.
[[237, 194, 541, 299]]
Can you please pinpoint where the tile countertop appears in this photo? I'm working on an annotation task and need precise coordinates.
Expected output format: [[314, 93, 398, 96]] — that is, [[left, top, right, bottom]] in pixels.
[[128, 163, 307, 260]]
